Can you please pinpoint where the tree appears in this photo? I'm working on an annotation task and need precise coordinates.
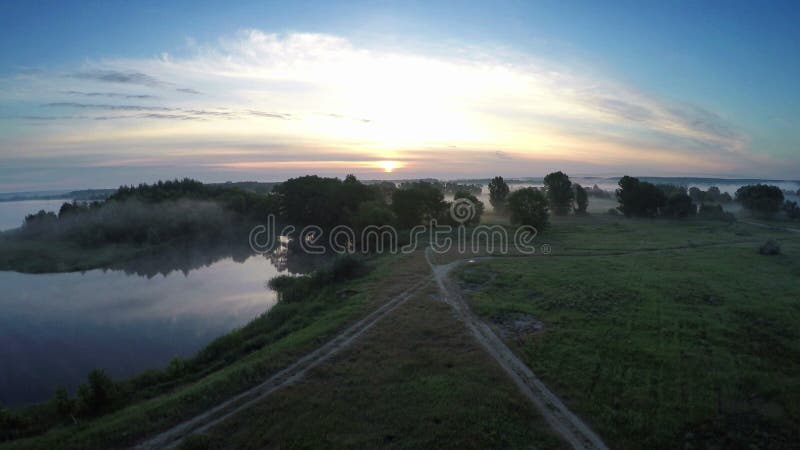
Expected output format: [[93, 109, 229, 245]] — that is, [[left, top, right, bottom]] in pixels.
[[735, 184, 784, 217], [488, 176, 510, 213], [53, 387, 74, 418], [574, 184, 588, 215], [506, 187, 549, 229], [616, 176, 667, 217], [783, 200, 800, 220], [76, 369, 116, 416], [663, 193, 696, 218], [543, 171, 574, 215], [391, 181, 447, 228], [452, 190, 484, 226], [273, 175, 377, 229]]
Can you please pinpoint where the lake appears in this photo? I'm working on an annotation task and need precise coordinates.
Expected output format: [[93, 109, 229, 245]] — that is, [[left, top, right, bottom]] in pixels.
[[0, 250, 293, 407]]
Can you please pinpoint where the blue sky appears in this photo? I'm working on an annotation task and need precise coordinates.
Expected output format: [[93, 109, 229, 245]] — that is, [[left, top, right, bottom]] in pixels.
[[1, 0, 799, 190]]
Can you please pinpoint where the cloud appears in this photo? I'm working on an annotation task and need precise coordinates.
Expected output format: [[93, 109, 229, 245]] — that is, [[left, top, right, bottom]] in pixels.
[[176, 88, 201, 94], [62, 90, 158, 99], [67, 70, 163, 87], [45, 102, 174, 111], [39, 103, 294, 121]]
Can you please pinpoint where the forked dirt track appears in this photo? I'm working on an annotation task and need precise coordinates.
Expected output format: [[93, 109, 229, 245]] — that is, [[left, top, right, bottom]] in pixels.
[[134, 276, 432, 449]]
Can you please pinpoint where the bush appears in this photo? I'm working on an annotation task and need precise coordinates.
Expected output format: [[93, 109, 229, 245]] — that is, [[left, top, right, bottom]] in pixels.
[[269, 255, 368, 303], [53, 387, 74, 418], [783, 200, 800, 220], [76, 369, 117, 416], [698, 203, 736, 222], [759, 239, 781, 255]]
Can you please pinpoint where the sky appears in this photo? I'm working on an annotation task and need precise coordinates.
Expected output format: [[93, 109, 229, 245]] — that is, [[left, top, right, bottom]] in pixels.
[[1, 0, 799, 191]]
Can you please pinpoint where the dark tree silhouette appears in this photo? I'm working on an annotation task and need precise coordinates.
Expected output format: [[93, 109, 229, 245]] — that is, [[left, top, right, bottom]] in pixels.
[[574, 184, 588, 215], [735, 184, 784, 217], [543, 171, 574, 215], [488, 176, 510, 213], [506, 187, 549, 229], [616, 176, 667, 217]]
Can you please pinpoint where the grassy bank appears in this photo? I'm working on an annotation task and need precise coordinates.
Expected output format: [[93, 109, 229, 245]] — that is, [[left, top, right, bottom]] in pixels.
[[457, 218, 800, 449]]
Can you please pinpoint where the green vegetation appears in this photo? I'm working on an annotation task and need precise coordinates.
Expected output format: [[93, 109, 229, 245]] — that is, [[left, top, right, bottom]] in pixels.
[[488, 176, 510, 212], [543, 171, 574, 215], [735, 184, 784, 217], [458, 216, 800, 449], [616, 175, 667, 217], [453, 190, 484, 225], [574, 183, 588, 215], [391, 181, 448, 228], [506, 187, 549, 229]]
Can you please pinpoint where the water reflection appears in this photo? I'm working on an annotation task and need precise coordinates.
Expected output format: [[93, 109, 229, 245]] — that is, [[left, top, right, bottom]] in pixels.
[[0, 245, 317, 407]]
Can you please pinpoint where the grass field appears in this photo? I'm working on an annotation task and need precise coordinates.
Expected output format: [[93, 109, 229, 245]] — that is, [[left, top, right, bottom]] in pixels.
[[457, 217, 800, 449]]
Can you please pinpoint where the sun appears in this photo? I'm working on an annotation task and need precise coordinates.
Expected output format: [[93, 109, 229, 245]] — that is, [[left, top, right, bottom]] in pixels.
[[377, 160, 400, 173]]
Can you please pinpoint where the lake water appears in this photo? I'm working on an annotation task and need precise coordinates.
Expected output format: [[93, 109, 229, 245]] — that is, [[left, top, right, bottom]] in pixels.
[[0, 250, 293, 407]]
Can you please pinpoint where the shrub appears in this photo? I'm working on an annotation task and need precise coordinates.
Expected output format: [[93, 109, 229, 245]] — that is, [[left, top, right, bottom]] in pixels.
[[76, 369, 117, 416], [269, 255, 368, 303], [759, 239, 781, 255], [783, 200, 800, 220], [53, 387, 74, 418]]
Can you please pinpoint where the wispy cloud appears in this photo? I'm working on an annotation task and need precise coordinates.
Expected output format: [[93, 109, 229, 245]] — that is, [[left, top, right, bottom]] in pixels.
[[62, 90, 158, 99], [67, 70, 163, 87], [176, 88, 201, 94], [45, 102, 174, 111]]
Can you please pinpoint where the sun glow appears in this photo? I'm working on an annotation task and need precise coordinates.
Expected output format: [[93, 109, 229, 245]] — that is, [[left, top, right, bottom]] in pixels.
[[376, 160, 401, 173]]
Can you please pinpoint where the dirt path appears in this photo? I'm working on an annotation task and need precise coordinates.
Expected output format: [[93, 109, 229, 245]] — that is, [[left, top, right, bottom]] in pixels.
[[425, 248, 609, 450], [740, 220, 800, 234], [134, 276, 431, 449]]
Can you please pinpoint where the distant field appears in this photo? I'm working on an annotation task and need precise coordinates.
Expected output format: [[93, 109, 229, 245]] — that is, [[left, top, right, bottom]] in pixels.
[[457, 217, 800, 449]]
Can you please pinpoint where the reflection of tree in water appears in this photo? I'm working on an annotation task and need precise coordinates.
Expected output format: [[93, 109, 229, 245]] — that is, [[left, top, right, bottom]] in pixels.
[[265, 241, 329, 275], [104, 240, 320, 278]]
